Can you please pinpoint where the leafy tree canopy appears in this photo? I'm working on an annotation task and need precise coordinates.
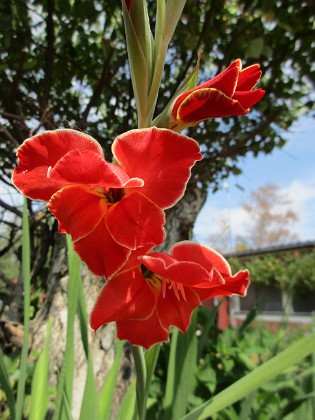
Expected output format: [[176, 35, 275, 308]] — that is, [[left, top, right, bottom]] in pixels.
[[0, 0, 314, 191]]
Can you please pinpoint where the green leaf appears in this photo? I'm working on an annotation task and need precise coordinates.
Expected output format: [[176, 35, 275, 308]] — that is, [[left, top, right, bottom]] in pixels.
[[182, 330, 315, 420], [15, 197, 31, 420], [162, 310, 198, 419], [98, 339, 124, 419], [29, 317, 53, 420], [121, 0, 150, 126], [54, 237, 81, 420], [0, 346, 16, 419], [78, 280, 100, 420], [116, 380, 136, 420]]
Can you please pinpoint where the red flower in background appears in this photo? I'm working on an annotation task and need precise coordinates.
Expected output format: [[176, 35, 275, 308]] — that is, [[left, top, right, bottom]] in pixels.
[[12, 128, 201, 278], [171, 59, 265, 131], [90, 241, 250, 349]]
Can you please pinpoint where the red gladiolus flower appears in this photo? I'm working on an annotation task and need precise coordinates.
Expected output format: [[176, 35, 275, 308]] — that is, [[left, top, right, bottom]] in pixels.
[[90, 241, 250, 349], [12, 128, 202, 279], [171, 59, 265, 131]]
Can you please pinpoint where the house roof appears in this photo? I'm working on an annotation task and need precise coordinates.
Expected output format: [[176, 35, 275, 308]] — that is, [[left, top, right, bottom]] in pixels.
[[224, 240, 315, 259]]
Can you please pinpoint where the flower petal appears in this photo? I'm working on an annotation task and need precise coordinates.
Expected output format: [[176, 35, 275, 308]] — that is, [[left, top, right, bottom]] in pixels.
[[90, 267, 156, 330], [119, 244, 155, 272], [140, 253, 213, 287], [157, 286, 201, 332], [237, 64, 262, 90], [201, 59, 241, 97], [201, 269, 250, 299], [12, 129, 104, 201], [49, 149, 144, 188], [112, 128, 202, 209], [74, 218, 131, 278], [116, 312, 169, 349], [47, 185, 106, 241], [176, 88, 247, 124], [106, 191, 166, 250], [232, 89, 265, 110], [171, 241, 232, 276]]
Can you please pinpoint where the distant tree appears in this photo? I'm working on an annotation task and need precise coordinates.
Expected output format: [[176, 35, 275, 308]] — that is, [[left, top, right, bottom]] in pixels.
[[236, 183, 299, 250]]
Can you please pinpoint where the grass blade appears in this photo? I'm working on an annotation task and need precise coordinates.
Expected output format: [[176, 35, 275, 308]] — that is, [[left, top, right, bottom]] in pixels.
[[162, 310, 198, 419], [77, 279, 100, 420], [98, 340, 124, 419], [15, 197, 31, 420], [116, 380, 136, 420], [0, 347, 16, 419], [54, 237, 81, 419], [29, 317, 53, 420]]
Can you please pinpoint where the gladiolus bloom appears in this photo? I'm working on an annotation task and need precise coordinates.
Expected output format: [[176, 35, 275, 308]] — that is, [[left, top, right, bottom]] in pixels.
[[12, 128, 202, 278], [171, 59, 265, 131], [90, 241, 250, 349]]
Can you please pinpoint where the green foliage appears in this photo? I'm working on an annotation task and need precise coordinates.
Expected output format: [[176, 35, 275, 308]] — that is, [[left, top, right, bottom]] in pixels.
[[229, 250, 315, 294], [148, 307, 315, 420]]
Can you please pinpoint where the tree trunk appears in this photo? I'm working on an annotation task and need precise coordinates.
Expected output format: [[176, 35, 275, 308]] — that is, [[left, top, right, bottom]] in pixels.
[[158, 183, 208, 251]]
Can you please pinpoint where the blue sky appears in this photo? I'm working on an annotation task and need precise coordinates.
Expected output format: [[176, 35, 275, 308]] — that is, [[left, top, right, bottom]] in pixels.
[[194, 115, 315, 248]]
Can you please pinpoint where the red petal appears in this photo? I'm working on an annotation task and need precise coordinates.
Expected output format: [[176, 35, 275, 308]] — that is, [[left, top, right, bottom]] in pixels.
[[112, 128, 202, 209], [116, 312, 169, 349], [171, 241, 232, 276], [119, 244, 155, 272], [47, 185, 106, 241], [233, 89, 265, 109], [237, 64, 262, 90], [12, 166, 64, 202], [201, 59, 241, 97], [201, 269, 250, 300], [106, 191, 166, 249], [176, 88, 247, 124], [12, 129, 104, 201], [140, 253, 213, 287], [90, 267, 156, 331], [74, 218, 131, 278], [49, 149, 144, 188], [157, 287, 201, 332]]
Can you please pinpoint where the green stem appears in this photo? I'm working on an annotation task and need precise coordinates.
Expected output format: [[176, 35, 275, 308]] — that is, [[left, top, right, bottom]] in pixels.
[[131, 345, 147, 420]]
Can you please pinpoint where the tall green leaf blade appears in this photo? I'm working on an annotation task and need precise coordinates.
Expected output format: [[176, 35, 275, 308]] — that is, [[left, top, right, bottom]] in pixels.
[[79, 355, 100, 420], [98, 339, 124, 419], [77, 279, 100, 420], [116, 380, 136, 420], [29, 317, 53, 420], [0, 347, 16, 419], [182, 331, 315, 420], [15, 197, 31, 420], [162, 311, 198, 419], [54, 237, 81, 419]]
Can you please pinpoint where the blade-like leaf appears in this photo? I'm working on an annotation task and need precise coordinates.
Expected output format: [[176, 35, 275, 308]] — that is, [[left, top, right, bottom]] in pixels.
[[0, 347, 16, 419], [54, 237, 81, 419], [116, 380, 136, 420], [78, 280, 100, 420], [29, 317, 53, 420], [98, 339, 124, 419], [182, 330, 315, 420], [162, 310, 198, 419], [15, 197, 31, 420]]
